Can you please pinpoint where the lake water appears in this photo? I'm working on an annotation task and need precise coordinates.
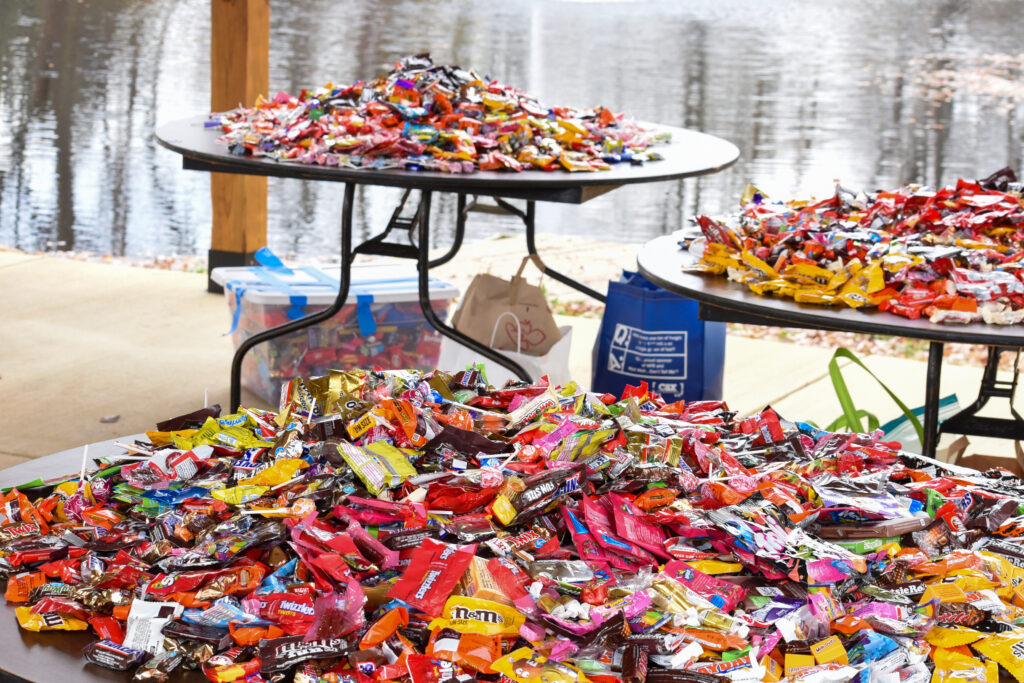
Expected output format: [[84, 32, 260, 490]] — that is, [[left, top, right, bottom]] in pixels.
[[1, 0, 1022, 258]]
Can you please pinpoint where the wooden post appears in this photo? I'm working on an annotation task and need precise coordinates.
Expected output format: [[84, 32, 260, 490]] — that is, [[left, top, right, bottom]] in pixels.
[[208, 0, 269, 292]]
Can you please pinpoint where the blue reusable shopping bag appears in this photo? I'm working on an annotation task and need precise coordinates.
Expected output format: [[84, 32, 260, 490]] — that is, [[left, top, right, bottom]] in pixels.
[[592, 271, 726, 402]]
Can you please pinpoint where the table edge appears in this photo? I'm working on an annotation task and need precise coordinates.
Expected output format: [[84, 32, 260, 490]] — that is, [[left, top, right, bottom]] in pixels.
[[153, 115, 740, 195], [637, 234, 1024, 348]]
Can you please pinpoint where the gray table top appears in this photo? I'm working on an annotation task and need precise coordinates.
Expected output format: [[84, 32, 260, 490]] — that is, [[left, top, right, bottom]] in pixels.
[[0, 436, 213, 683], [0, 435, 145, 490], [155, 115, 740, 204], [637, 233, 1024, 347]]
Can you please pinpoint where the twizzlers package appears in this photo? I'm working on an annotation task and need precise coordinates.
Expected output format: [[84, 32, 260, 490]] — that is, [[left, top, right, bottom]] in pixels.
[[387, 539, 475, 616]]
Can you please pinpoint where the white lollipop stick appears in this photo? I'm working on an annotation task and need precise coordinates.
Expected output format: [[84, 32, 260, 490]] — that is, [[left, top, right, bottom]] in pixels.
[[78, 444, 89, 486], [240, 506, 290, 515], [270, 475, 304, 491], [113, 441, 154, 456]]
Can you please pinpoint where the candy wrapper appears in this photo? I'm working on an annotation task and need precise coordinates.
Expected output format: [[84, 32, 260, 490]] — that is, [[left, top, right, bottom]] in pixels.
[[427, 595, 525, 637], [8, 365, 1024, 683], [386, 539, 475, 616], [686, 170, 1024, 326], [214, 54, 667, 175]]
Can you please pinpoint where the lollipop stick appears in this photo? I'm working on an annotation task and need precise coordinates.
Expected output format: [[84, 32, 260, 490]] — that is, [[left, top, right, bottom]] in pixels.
[[240, 506, 289, 516], [78, 444, 89, 486], [270, 475, 304, 491], [113, 441, 154, 456]]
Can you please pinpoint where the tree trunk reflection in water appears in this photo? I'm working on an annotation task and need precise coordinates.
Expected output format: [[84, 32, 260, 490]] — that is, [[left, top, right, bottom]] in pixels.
[[34, 0, 79, 252], [2, 1, 1024, 258]]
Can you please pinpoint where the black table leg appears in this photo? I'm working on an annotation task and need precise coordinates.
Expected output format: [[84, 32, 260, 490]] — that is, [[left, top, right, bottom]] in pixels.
[[414, 191, 533, 382], [493, 198, 607, 303], [922, 341, 944, 458], [228, 183, 356, 412], [428, 193, 467, 268]]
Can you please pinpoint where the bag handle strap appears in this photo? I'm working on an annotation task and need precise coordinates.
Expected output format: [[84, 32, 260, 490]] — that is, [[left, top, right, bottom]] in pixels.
[[514, 255, 531, 279], [509, 255, 545, 303], [513, 254, 545, 279], [490, 311, 522, 354]]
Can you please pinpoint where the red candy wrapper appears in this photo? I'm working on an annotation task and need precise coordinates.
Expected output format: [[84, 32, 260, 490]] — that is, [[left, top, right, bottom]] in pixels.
[[386, 540, 475, 616], [406, 653, 476, 683]]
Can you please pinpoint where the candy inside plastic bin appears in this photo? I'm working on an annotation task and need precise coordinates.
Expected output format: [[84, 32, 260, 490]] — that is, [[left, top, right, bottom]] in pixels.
[[210, 263, 459, 404]]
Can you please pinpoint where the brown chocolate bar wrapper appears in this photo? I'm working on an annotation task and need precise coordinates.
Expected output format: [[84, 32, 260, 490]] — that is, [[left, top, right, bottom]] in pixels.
[[161, 619, 233, 650], [258, 635, 354, 673], [156, 405, 221, 432], [82, 639, 147, 671], [380, 526, 439, 550], [622, 643, 648, 683]]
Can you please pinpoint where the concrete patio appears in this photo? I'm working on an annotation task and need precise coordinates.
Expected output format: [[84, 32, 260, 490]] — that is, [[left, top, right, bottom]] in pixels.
[[2, 237, 1019, 473]]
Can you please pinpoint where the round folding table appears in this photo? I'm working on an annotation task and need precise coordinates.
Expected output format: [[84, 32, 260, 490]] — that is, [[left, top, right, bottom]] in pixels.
[[0, 437, 213, 683], [155, 116, 740, 411], [638, 234, 1024, 458]]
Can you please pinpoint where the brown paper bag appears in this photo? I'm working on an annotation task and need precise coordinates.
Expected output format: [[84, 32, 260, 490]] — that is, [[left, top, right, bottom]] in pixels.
[[451, 256, 562, 356], [945, 435, 1024, 476]]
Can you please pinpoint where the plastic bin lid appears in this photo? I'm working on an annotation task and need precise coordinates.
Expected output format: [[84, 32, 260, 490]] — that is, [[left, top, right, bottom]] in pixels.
[[210, 262, 459, 306]]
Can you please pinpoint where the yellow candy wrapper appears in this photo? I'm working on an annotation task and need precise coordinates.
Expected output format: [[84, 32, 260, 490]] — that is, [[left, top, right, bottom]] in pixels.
[[428, 596, 526, 637], [337, 441, 417, 496], [927, 626, 985, 649], [972, 629, 1024, 682], [552, 428, 616, 461], [240, 458, 308, 486], [978, 552, 1021, 600], [811, 635, 848, 665], [783, 262, 836, 289], [16, 606, 88, 632], [919, 583, 967, 606], [173, 416, 272, 451], [146, 429, 197, 448], [793, 289, 837, 305], [697, 243, 743, 273], [347, 408, 387, 441], [841, 261, 886, 295], [761, 655, 783, 683], [211, 485, 269, 505], [747, 278, 787, 296], [740, 250, 779, 281], [880, 251, 924, 273], [557, 381, 579, 399], [305, 370, 365, 414], [951, 573, 1001, 593], [740, 184, 766, 205], [930, 647, 990, 683], [492, 647, 591, 683], [689, 560, 743, 575]]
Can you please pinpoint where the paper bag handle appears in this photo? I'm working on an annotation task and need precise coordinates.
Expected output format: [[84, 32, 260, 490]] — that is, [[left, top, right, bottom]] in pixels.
[[509, 255, 544, 302], [512, 254, 545, 279], [490, 311, 522, 354]]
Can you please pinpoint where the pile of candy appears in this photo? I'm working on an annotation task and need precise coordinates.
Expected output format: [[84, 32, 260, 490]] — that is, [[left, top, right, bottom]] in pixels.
[[8, 367, 1024, 683], [226, 295, 452, 407], [210, 54, 668, 173], [685, 168, 1024, 325]]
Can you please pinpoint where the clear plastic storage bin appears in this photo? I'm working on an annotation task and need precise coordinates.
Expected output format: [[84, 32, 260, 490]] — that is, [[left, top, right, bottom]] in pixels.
[[211, 263, 459, 404]]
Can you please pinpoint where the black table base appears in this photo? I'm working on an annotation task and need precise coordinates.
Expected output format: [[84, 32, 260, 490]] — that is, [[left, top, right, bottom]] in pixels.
[[228, 186, 609, 411], [936, 346, 1024, 443], [639, 234, 1024, 461], [696, 301, 1024, 459], [155, 116, 740, 414]]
